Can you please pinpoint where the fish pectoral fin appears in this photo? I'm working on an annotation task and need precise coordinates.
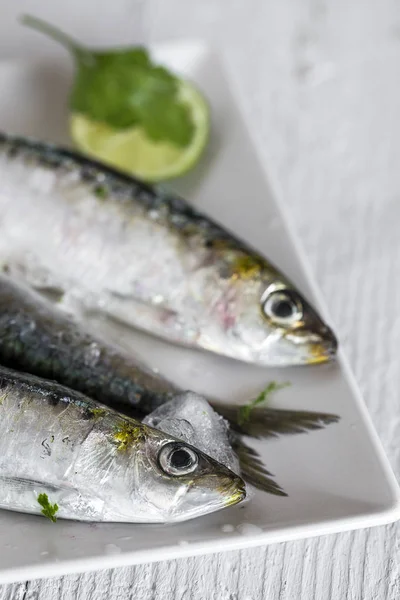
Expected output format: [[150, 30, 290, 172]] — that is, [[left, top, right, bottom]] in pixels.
[[0, 475, 73, 513], [105, 288, 177, 317], [33, 284, 66, 303], [0, 475, 65, 494], [84, 298, 180, 336], [214, 403, 340, 439], [230, 437, 287, 496]]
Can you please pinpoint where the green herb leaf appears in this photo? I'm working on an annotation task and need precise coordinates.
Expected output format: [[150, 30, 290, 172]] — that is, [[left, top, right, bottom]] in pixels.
[[21, 15, 195, 147], [237, 381, 291, 426], [37, 493, 59, 523]]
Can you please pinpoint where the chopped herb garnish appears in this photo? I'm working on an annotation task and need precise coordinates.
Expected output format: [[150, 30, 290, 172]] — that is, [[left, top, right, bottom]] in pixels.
[[37, 493, 59, 523], [90, 407, 107, 419], [238, 381, 291, 426], [114, 422, 145, 451], [94, 185, 108, 200]]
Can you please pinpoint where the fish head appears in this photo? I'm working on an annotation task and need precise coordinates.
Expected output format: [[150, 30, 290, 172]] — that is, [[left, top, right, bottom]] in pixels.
[[203, 252, 338, 366], [143, 393, 241, 475], [129, 425, 246, 523]]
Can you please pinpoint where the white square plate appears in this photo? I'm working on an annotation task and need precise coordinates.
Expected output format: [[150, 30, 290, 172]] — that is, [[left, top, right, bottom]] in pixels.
[[0, 41, 398, 584]]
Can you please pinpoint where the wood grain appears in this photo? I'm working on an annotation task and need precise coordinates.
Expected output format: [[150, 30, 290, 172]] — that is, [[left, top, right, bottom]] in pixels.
[[1, 0, 400, 598]]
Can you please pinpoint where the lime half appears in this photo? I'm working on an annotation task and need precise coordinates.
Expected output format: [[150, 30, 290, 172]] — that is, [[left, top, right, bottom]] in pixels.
[[70, 80, 210, 182]]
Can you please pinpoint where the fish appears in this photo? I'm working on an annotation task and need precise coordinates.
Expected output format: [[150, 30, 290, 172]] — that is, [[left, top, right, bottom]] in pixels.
[[0, 365, 246, 523], [0, 273, 340, 494], [0, 132, 337, 367]]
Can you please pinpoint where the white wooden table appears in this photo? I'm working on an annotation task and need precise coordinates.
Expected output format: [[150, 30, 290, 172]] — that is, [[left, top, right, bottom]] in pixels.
[[1, 1, 400, 598]]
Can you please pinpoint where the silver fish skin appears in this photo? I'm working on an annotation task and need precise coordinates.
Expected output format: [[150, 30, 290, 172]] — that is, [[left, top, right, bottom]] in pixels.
[[0, 366, 245, 523], [0, 133, 337, 367]]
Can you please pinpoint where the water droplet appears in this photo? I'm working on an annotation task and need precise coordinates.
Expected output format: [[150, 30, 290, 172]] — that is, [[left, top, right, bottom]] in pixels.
[[40, 551, 49, 556], [104, 543, 122, 555], [237, 523, 263, 536], [84, 342, 101, 367], [96, 298, 107, 309], [117, 536, 132, 541], [19, 320, 36, 339], [221, 524, 234, 533], [178, 540, 189, 547]]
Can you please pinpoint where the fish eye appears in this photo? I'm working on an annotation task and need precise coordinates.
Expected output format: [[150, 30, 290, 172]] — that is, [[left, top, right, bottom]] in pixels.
[[158, 443, 199, 476], [262, 290, 303, 326]]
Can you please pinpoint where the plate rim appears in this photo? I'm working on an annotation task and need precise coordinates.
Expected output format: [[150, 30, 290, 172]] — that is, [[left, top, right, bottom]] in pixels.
[[0, 502, 398, 585]]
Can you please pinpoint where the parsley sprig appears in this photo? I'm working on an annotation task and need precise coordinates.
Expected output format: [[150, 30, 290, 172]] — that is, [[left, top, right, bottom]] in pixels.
[[37, 493, 59, 523], [238, 381, 291, 426], [21, 15, 194, 147]]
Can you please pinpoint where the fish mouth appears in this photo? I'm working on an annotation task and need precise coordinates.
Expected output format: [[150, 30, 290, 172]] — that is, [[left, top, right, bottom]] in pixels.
[[165, 476, 246, 523], [307, 327, 338, 364], [281, 323, 338, 365], [223, 478, 247, 507]]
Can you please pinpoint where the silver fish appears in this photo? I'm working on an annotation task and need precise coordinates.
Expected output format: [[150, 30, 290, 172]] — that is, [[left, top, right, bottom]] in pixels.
[[0, 133, 337, 366], [0, 366, 245, 523]]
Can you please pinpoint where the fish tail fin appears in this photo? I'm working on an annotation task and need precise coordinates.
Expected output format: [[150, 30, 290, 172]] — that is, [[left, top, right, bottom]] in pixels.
[[229, 434, 287, 496], [211, 402, 340, 439]]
